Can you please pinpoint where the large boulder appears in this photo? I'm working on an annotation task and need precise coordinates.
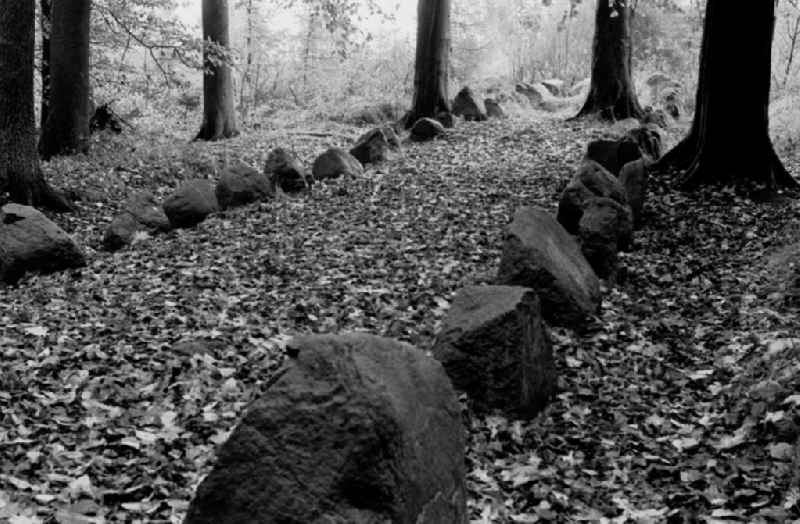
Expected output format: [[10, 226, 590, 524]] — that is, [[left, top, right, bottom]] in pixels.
[[452, 87, 488, 122], [484, 98, 506, 119], [0, 204, 85, 283], [103, 191, 171, 251], [163, 179, 220, 229], [215, 163, 274, 210], [435, 111, 455, 129], [586, 138, 642, 176], [578, 197, 634, 279], [184, 333, 467, 524], [497, 207, 602, 326], [557, 160, 628, 234], [619, 159, 649, 226], [264, 148, 312, 193], [349, 127, 397, 165], [410, 117, 446, 142], [432, 285, 555, 418], [312, 148, 364, 181]]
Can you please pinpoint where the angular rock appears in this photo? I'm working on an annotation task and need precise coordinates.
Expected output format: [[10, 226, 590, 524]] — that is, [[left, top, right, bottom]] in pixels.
[[0, 204, 85, 283], [215, 163, 274, 210], [163, 179, 220, 228], [350, 127, 395, 165], [557, 160, 627, 234], [484, 98, 506, 118], [497, 206, 601, 326], [578, 197, 634, 279], [432, 285, 555, 418], [411, 117, 446, 142], [103, 191, 171, 251], [264, 147, 312, 193], [586, 138, 642, 176], [184, 333, 467, 524], [124, 191, 171, 232], [312, 148, 364, 181], [626, 125, 662, 161], [452, 87, 488, 122], [619, 159, 649, 226]]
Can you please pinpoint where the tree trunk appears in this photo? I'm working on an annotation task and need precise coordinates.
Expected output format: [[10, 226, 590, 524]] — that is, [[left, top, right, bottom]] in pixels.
[[195, 0, 239, 141], [39, 0, 91, 160], [40, 0, 51, 131], [574, 0, 643, 121], [0, 0, 71, 211], [658, 0, 798, 191], [405, 0, 452, 128]]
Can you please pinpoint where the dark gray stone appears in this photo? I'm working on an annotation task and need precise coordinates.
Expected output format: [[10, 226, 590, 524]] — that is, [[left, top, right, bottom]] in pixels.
[[432, 285, 555, 418], [452, 87, 488, 122], [557, 160, 627, 234], [411, 117, 447, 141], [312, 148, 364, 181], [184, 333, 467, 524], [215, 163, 274, 210], [578, 197, 634, 279], [264, 148, 312, 194], [163, 179, 220, 228], [0, 204, 85, 283], [497, 206, 601, 326]]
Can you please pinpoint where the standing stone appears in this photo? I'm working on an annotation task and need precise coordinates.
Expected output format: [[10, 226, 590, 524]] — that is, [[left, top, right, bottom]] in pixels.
[[411, 117, 446, 142], [0, 204, 85, 283], [432, 286, 555, 418], [215, 163, 274, 210], [184, 333, 467, 524], [312, 148, 364, 181], [350, 128, 394, 165], [586, 138, 642, 176], [264, 148, 312, 194], [484, 98, 506, 118], [619, 159, 649, 226], [557, 160, 627, 234], [497, 207, 601, 326], [163, 179, 220, 228], [578, 197, 634, 279], [103, 191, 171, 251], [452, 87, 488, 122]]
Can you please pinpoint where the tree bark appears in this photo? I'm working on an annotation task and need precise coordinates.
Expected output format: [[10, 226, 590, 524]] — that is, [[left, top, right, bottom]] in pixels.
[[658, 0, 799, 191], [574, 0, 643, 121], [405, 0, 452, 128], [0, 0, 71, 211], [39, 0, 91, 160], [195, 0, 239, 141], [40, 0, 51, 131]]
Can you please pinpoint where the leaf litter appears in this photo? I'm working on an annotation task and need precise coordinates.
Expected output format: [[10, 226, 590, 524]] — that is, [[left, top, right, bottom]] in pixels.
[[1, 114, 799, 522]]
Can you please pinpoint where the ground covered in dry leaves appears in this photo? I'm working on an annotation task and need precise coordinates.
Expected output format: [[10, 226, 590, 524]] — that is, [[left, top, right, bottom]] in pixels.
[[1, 112, 799, 523]]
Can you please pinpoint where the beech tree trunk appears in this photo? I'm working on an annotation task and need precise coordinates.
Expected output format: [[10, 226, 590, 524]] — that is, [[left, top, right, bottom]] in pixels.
[[405, 0, 451, 128], [195, 0, 239, 141], [0, 0, 70, 210], [39, 0, 91, 160], [40, 0, 51, 131], [575, 0, 643, 121], [659, 0, 798, 191]]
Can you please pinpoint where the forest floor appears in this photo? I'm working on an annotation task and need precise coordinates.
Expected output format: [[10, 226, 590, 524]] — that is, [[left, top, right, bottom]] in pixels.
[[1, 111, 800, 523]]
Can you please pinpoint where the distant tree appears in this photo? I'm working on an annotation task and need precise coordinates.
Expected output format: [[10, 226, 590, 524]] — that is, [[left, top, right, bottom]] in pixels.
[[405, 0, 452, 127], [195, 0, 239, 141], [39, 0, 92, 160], [658, 0, 799, 191], [575, 0, 643, 120], [0, 0, 70, 210]]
